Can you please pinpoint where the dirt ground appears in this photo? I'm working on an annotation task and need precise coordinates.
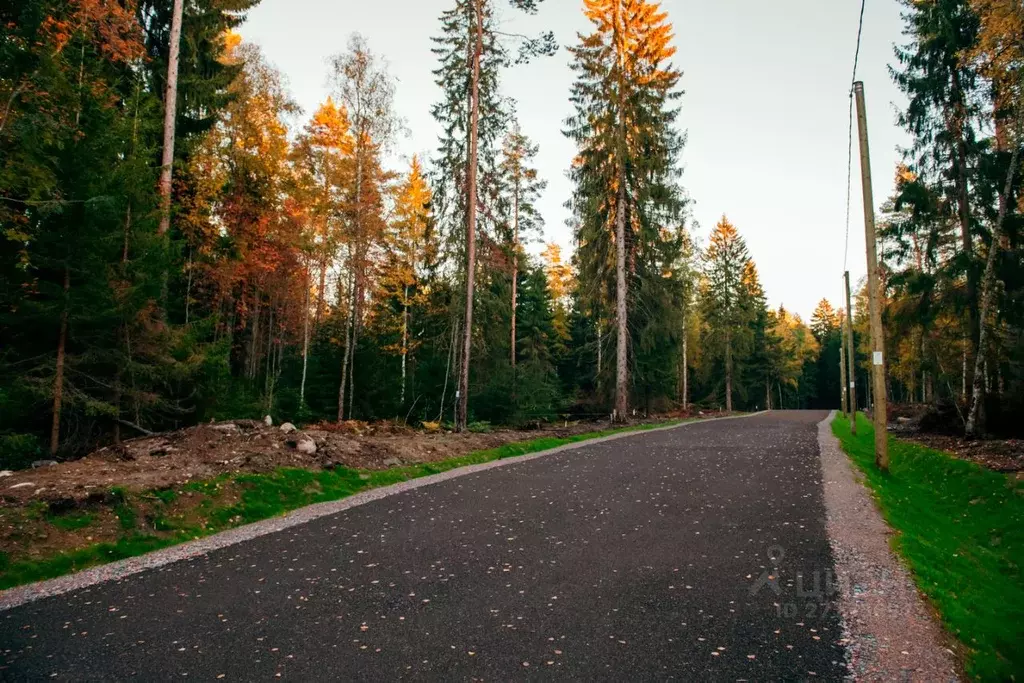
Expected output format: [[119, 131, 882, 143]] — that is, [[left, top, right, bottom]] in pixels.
[[886, 403, 1024, 473], [0, 415, 700, 507], [901, 433, 1024, 473], [0, 414, 722, 572]]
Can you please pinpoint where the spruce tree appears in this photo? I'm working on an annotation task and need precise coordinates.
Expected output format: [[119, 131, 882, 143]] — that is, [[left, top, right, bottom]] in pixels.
[[892, 0, 985, 389], [701, 216, 754, 412], [565, 0, 685, 419], [498, 122, 546, 369], [430, 0, 553, 430]]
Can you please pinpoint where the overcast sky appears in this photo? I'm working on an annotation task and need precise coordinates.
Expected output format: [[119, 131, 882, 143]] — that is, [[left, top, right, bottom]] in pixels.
[[241, 0, 910, 320]]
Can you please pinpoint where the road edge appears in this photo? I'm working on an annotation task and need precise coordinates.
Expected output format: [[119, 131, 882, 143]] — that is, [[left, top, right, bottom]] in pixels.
[[816, 411, 959, 682], [1, 411, 762, 612]]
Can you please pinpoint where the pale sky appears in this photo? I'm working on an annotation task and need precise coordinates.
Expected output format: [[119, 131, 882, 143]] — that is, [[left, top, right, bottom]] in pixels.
[[241, 0, 910, 320]]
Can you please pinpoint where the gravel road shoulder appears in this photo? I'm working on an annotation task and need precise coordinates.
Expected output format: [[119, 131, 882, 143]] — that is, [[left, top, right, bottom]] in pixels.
[[817, 411, 960, 681]]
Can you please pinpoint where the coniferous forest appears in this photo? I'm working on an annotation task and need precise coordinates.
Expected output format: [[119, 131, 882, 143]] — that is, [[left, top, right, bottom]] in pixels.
[[2, 0, 1023, 467]]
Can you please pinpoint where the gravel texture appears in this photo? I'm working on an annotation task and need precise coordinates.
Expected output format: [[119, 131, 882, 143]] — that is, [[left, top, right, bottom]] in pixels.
[[817, 411, 960, 681]]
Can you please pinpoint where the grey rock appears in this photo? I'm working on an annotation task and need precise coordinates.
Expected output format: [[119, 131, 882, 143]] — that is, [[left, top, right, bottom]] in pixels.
[[211, 423, 239, 433], [288, 436, 316, 455], [382, 457, 402, 467], [31, 459, 59, 468], [0, 470, 13, 478], [280, 422, 297, 433], [263, 415, 273, 426]]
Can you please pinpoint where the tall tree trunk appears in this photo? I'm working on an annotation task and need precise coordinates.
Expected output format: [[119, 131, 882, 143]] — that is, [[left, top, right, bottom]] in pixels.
[[50, 266, 70, 456], [966, 141, 1020, 437], [115, 192, 135, 444], [158, 0, 184, 237], [184, 245, 193, 324], [596, 319, 602, 377], [681, 327, 688, 411], [950, 75, 979, 387], [265, 305, 275, 412], [338, 262, 355, 421], [300, 259, 311, 407], [612, 0, 629, 421], [401, 285, 409, 406], [724, 328, 733, 412], [614, 178, 628, 420], [315, 251, 327, 327], [349, 283, 359, 420], [962, 341, 968, 401], [438, 316, 457, 423], [457, 0, 483, 433], [766, 377, 771, 410], [348, 147, 365, 421], [510, 179, 519, 369], [248, 290, 261, 380]]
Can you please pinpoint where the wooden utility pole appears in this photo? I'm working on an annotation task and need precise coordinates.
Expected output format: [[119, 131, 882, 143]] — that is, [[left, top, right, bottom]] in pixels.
[[158, 0, 184, 237], [853, 81, 888, 470], [839, 325, 848, 418], [844, 270, 857, 435]]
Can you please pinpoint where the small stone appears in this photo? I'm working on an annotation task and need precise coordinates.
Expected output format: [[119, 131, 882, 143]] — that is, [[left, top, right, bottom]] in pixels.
[[263, 415, 273, 426], [31, 459, 58, 468], [295, 438, 316, 455], [0, 470, 13, 478], [280, 422, 297, 433]]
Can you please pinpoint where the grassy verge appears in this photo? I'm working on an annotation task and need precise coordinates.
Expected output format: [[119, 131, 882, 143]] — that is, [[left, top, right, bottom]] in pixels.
[[1, 418, 690, 591], [831, 413, 1023, 680]]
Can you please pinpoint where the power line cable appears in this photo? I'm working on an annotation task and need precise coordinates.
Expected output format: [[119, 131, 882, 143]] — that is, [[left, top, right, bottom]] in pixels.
[[844, 0, 867, 273]]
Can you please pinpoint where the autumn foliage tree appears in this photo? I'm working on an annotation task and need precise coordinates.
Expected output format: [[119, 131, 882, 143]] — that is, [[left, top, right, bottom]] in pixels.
[[2, 0, 861, 468]]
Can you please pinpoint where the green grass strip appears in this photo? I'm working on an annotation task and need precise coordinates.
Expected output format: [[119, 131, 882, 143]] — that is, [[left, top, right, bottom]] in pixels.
[[831, 413, 1024, 681], [1, 419, 689, 591]]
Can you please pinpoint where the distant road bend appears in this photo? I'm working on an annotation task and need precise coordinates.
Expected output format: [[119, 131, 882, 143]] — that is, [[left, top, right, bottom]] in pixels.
[[1, 411, 847, 680]]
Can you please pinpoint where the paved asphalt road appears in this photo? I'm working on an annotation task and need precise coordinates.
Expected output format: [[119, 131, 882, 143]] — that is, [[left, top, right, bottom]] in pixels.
[[1, 411, 846, 681]]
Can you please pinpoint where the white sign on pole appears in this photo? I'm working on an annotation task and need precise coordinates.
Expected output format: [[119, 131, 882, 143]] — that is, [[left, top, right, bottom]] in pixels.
[[872, 351, 883, 366]]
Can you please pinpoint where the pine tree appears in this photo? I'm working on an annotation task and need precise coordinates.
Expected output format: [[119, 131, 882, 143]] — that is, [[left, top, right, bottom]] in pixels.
[[810, 299, 840, 342], [964, 0, 1024, 434], [430, 0, 554, 430], [565, 0, 685, 419], [498, 122, 546, 369], [893, 0, 985, 391], [701, 217, 753, 412]]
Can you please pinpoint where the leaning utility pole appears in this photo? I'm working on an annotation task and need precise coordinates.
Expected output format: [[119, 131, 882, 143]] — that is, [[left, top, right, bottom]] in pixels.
[[844, 270, 857, 435], [853, 81, 887, 471]]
